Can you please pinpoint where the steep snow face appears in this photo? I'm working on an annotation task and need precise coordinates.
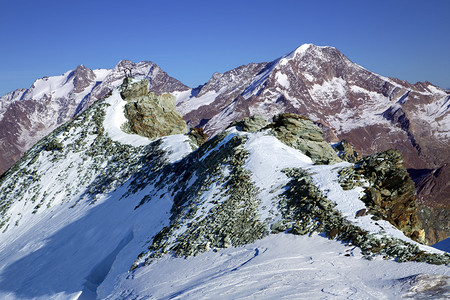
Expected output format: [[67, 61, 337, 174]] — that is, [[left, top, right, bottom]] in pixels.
[[176, 62, 268, 128]]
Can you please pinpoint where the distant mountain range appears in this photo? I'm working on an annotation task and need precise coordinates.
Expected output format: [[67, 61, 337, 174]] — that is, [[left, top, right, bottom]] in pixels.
[[0, 44, 448, 244]]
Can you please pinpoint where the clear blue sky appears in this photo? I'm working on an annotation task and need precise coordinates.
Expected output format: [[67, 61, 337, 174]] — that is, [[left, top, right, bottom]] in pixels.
[[1, 0, 449, 96]]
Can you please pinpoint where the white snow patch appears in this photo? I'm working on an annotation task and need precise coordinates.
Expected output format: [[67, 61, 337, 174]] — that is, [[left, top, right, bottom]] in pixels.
[[177, 87, 226, 115], [159, 134, 193, 163], [29, 71, 73, 100], [279, 44, 313, 66], [103, 90, 151, 147], [426, 84, 447, 96], [275, 72, 290, 89], [93, 69, 112, 82], [244, 131, 312, 222], [310, 77, 348, 102], [173, 89, 192, 105], [303, 73, 314, 82]]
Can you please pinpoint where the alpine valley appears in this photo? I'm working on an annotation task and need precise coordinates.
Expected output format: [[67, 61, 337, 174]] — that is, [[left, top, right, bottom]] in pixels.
[[0, 44, 449, 299]]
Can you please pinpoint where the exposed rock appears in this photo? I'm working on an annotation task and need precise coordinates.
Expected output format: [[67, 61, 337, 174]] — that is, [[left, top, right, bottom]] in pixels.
[[418, 206, 450, 246], [355, 209, 367, 218], [187, 127, 208, 148], [121, 79, 188, 139], [333, 139, 360, 163], [265, 113, 341, 164], [280, 167, 449, 264], [229, 115, 268, 132], [132, 133, 268, 268], [45, 139, 63, 152], [339, 149, 425, 243]]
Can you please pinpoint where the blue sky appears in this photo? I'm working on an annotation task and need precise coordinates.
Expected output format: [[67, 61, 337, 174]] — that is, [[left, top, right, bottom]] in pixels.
[[1, 0, 449, 96]]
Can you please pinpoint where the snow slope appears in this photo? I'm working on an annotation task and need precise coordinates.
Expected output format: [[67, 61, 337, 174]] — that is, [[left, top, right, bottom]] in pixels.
[[104, 234, 449, 299], [0, 82, 448, 299]]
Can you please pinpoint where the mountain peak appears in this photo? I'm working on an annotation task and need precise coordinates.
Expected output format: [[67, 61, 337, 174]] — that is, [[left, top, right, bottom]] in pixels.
[[280, 43, 339, 64], [69, 65, 96, 93]]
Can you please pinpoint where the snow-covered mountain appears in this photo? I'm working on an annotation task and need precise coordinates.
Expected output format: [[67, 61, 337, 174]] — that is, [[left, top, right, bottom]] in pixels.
[[176, 44, 450, 244], [0, 60, 188, 175], [0, 78, 448, 299]]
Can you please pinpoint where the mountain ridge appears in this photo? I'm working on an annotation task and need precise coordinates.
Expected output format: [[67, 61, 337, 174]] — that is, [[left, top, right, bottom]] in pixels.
[[0, 76, 449, 299]]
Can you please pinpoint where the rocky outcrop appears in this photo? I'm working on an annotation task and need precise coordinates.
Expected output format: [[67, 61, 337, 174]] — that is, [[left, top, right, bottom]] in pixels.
[[333, 140, 360, 163], [132, 133, 268, 267], [339, 150, 425, 243], [121, 79, 188, 139], [413, 164, 450, 244], [266, 113, 341, 165], [228, 115, 268, 132], [187, 127, 208, 147], [279, 168, 447, 264]]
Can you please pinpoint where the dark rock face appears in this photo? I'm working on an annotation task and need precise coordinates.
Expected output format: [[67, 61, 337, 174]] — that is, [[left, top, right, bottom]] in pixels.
[[339, 150, 425, 243], [121, 79, 188, 139], [413, 164, 450, 244], [70, 65, 96, 93], [266, 113, 341, 165]]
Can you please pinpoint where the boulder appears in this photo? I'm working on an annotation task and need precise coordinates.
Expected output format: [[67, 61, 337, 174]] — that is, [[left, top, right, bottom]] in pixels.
[[229, 115, 268, 132], [121, 79, 188, 139], [265, 113, 341, 165]]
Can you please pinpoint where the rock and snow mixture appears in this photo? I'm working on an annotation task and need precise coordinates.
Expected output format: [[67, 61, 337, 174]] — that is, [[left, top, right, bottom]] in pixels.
[[0, 79, 448, 300]]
